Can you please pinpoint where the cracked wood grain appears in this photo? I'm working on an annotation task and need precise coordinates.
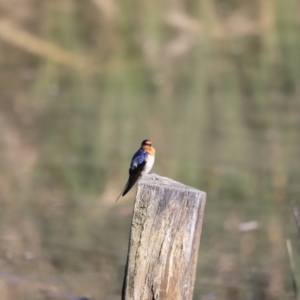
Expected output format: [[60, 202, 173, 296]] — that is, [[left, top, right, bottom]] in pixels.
[[122, 174, 206, 300]]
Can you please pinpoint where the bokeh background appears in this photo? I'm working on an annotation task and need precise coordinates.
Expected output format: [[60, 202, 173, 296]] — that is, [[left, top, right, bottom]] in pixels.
[[0, 0, 300, 299]]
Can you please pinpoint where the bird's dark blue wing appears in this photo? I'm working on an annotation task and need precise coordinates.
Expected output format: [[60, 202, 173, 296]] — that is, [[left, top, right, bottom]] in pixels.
[[129, 149, 148, 171], [115, 148, 148, 201]]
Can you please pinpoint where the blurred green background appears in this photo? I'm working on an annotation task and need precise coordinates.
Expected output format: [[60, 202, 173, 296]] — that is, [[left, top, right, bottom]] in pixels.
[[0, 0, 300, 299]]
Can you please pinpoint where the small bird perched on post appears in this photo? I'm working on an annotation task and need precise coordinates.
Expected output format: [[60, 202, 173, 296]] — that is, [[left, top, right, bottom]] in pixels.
[[116, 139, 155, 201]]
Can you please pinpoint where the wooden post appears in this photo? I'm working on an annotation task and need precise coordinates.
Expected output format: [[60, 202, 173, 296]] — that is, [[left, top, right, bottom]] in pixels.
[[122, 173, 206, 300]]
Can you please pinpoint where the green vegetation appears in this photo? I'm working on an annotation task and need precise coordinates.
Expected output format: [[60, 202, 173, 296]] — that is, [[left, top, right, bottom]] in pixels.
[[0, 0, 299, 299]]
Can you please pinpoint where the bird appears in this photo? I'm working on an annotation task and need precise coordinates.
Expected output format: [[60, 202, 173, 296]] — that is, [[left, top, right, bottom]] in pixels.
[[116, 139, 155, 201]]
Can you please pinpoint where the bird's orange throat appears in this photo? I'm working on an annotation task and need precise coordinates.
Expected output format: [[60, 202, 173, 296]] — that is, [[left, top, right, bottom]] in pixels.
[[146, 147, 155, 156]]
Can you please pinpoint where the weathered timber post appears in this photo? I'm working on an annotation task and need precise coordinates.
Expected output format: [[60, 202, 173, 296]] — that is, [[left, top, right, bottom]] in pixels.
[[122, 173, 206, 300]]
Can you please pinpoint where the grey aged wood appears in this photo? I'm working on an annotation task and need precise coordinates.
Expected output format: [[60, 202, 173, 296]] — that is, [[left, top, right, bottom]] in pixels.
[[122, 173, 206, 300]]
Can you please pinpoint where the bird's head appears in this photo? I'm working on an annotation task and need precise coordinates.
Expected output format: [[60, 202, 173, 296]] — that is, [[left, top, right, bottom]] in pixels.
[[141, 139, 155, 155]]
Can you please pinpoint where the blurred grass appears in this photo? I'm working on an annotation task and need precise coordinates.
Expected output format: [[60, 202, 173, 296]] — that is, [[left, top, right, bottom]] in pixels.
[[0, 0, 300, 299]]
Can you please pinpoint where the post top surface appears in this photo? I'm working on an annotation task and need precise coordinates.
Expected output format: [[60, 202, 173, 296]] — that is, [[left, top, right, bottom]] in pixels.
[[138, 173, 205, 195]]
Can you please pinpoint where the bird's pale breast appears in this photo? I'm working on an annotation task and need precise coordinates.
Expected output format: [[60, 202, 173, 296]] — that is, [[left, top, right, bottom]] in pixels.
[[142, 154, 155, 175]]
